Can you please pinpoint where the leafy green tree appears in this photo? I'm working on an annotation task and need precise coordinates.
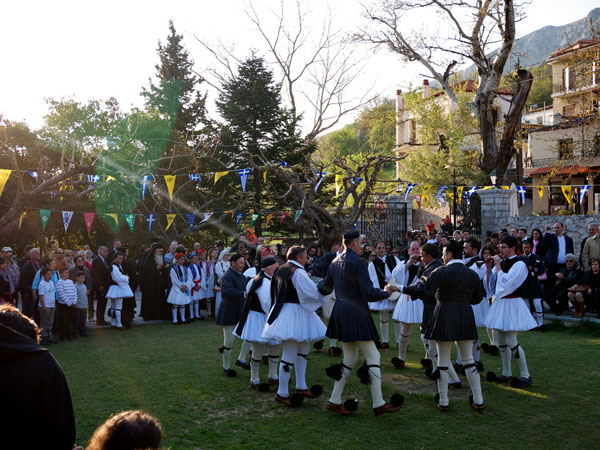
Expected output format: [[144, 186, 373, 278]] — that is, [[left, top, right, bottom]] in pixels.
[[525, 65, 552, 109]]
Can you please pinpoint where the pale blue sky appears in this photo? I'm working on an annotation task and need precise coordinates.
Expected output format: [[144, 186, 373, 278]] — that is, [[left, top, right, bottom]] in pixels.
[[0, 0, 597, 132]]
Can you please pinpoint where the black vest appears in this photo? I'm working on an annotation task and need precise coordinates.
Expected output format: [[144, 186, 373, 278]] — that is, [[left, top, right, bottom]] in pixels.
[[372, 256, 397, 288], [267, 262, 301, 324], [407, 263, 420, 285], [465, 256, 481, 268], [500, 257, 526, 297], [109, 264, 125, 286]]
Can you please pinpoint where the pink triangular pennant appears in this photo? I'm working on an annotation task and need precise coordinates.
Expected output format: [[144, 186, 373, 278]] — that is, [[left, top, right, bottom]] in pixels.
[[83, 212, 95, 234]]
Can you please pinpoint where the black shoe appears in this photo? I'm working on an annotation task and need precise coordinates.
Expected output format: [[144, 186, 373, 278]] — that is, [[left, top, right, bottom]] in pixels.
[[449, 381, 462, 390], [235, 360, 250, 370], [223, 368, 237, 377], [469, 395, 485, 413], [391, 357, 405, 369], [380, 342, 390, 350]]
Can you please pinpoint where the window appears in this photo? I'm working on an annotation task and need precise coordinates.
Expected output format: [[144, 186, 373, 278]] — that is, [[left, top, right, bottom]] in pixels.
[[536, 116, 543, 124], [558, 138, 574, 159], [563, 104, 576, 116]]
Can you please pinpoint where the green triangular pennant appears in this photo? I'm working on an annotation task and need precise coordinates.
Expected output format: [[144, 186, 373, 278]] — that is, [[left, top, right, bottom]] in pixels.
[[125, 214, 135, 232], [294, 210, 302, 222], [40, 209, 51, 230], [250, 213, 260, 227]]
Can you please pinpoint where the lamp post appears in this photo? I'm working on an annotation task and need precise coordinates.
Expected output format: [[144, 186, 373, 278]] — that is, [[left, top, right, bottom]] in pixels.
[[490, 169, 500, 188]]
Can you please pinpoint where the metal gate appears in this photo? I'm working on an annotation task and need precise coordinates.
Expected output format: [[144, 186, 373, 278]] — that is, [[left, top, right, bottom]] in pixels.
[[457, 192, 482, 240], [359, 199, 408, 247]]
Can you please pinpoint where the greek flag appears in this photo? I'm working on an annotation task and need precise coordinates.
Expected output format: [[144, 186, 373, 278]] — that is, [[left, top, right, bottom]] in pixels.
[[239, 168, 250, 192], [189, 173, 201, 182], [580, 185, 591, 204], [517, 185, 527, 205], [404, 183, 416, 200]]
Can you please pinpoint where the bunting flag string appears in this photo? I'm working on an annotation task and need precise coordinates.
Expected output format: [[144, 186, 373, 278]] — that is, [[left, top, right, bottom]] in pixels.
[[0, 169, 13, 196], [62, 211, 73, 232], [580, 185, 591, 204], [185, 213, 195, 231], [315, 171, 326, 192], [18, 211, 26, 230], [83, 213, 95, 234], [517, 186, 527, 205], [561, 186, 572, 206], [166, 214, 176, 230], [200, 212, 213, 224], [125, 214, 136, 232], [140, 175, 151, 200], [234, 212, 244, 228], [40, 209, 51, 231], [87, 175, 100, 183], [335, 174, 344, 196], [164, 175, 176, 201], [188, 174, 201, 182], [146, 214, 157, 233], [537, 185, 545, 200], [214, 171, 228, 184], [239, 168, 250, 192], [457, 186, 464, 200]]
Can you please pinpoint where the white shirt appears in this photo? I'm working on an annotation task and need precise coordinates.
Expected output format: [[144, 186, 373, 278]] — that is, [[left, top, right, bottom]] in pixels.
[[368, 255, 400, 289], [495, 256, 528, 299], [245, 273, 272, 314], [289, 260, 326, 312], [557, 235, 566, 264], [38, 280, 56, 308]]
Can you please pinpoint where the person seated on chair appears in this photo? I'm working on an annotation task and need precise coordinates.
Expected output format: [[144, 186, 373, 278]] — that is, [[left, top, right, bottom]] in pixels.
[[543, 254, 582, 315]]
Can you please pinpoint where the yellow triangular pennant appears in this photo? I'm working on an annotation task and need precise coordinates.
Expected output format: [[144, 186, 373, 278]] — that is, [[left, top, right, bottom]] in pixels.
[[106, 175, 115, 182], [106, 214, 118, 224], [561, 186, 572, 206], [480, 186, 493, 190], [500, 185, 510, 190], [537, 185, 544, 200], [0, 169, 12, 197], [164, 175, 176, 201], [214, 171, 228, 184], [263, 171, 267, 183], [266, 213, 274, 227], [166, 214, 176, 230]]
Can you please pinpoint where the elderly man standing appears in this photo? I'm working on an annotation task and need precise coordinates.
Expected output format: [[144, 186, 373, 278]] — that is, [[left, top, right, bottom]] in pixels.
[[19, 247, 42, 320], [91, 246, 110, 325], [320, 231, 403, 417], [582, 224, 600, 270]]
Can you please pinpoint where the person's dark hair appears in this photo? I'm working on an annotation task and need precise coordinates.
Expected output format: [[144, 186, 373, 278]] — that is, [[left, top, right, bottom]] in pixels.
[[519, 228, 527, 235], [42, 257, 53, 267], [75, 271, 86, 278], [60, 267, 70, 274], [87, 410, 162, 450], [461, 229, 471, 234], [465, 237, 481, 251], [444, 240, 463, 260], [229, 252, 244, 263], [501, 235, 518, 249], [74, 254, 84, 263], [113, 238, 121, 244], [481, 245, 497, 256], [287, 245, 306, 261], [24, 244, 34, 253], [113, 252, 125, 260], [0, 305, 40, 342], [500, 228, 508, 234], [41, 267, 52, 277], [420, 243, 440, 259], [490, 232, 499, 239], [531, 228, 543, 239]]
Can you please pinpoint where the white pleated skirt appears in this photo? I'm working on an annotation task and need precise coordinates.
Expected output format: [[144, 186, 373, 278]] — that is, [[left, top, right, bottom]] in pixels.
[[472, 297, 491, 327], [234, 311, 281, 344], [369, 298, 397, 312], [262, 303, 326, 342], [191, 286, 204, 301], [167, 288, 191, 305], [483, 297, 537, 331], [106, 285, 133, 299], [392, 295, 423, 323]]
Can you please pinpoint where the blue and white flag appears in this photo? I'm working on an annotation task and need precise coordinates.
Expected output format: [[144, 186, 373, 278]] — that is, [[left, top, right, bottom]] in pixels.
[[403, 183, 416, 200], [185, 213, 195, 231], [517, 185, 527, 205], [200, 212, 213, 224], [189, 173, 201, 182], [234, 212, 245, 228], [435, 186, 448, 207], [315, 171, 326, 192], [580, 185, 591, 204], [87, 175, 100, 183], [239, 168, 250, 192], [141, 175, 152, 200], [280, 161, 290, 167], [62, 211, 73, 232], [466, 186, 478, 197], [28, 171, 38, 180], [352, 177, 364, 185], [145, 214, 157, 233]]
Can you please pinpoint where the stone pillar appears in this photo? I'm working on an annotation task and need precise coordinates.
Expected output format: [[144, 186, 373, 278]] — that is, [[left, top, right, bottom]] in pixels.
[[478, 189, 515, 239]]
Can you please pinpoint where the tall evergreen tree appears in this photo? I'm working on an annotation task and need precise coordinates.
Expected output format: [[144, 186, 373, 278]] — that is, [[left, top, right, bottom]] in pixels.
[[216, 55, 309, 235], [142, 20, 208, 150]]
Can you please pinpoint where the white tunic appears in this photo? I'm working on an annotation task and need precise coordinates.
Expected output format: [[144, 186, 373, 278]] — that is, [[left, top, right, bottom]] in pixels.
[[368, 255, 400, 311], [262, 260, 327, 342], [188, 263, 204, 301], [391, 261, 424, 324], [468, 262, 491, 327], [106, 264, 134, 299], [167, 264, 194, 305], [234, 274, 279, 344], [483, 257, 537, 331], [201, 260, 215, 298]]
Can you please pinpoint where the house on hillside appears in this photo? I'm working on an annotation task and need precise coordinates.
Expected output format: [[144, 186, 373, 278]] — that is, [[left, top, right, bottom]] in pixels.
[[393, 79, 514, 179], [525, 39, 600, 214]]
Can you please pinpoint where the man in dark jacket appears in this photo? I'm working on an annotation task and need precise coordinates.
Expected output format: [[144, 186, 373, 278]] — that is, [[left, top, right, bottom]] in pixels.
[[522, 239, 546, 328], [119, 247, 139, 329], [0, 305, 76, 449], [543, 222, 574, 280], [19, 247, 42, 321], [319, 231, 403, 417], [91, 246, 110, 325], [216, 253, 249, 377]]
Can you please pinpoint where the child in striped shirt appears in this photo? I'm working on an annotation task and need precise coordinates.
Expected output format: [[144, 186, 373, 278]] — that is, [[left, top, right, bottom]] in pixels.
[[56, 268, 77, 341]]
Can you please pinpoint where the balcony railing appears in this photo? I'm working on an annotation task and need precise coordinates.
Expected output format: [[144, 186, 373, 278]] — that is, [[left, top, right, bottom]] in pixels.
[[526, 149, 600, 168]]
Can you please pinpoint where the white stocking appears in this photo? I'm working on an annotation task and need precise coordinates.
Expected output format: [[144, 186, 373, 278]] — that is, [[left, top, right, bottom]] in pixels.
[[171, 306, 178, 324], [436, 341, 452, 407], [250, 343, 265, 384], [393, 320, 401, 345], [238, 340, 251, 363], [505, 331, 530, 378], [456, 340, 483, 405], [268, 344, 280, 380], [222, 325, 235, 370], [398, 322, 412, 361], [294, 341, 310, 390], [380, 311, 389, 343], [329, 341, 358, 405], [179, 306, 186, 322], [532, 298, 544, 326], [277, 340, 298, 397]]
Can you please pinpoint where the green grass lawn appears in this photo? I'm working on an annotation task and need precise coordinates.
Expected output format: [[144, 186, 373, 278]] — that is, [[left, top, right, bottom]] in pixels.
[[49, 319, 600, 449]]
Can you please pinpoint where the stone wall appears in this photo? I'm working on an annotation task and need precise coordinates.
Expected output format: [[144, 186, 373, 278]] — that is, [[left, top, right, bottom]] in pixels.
[[412, 204, 451, 232]]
